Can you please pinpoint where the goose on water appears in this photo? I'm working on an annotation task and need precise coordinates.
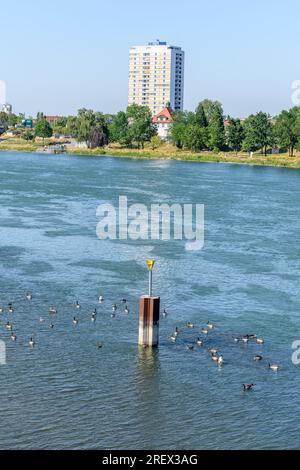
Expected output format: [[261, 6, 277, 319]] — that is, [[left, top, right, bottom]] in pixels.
[[208, 347, 218, 354], [98, 295, 104, 303], [254, 355, 263, 361], [207, 321, 214, 330], [243, 384, 254, 391], [196, 337, 203, 346], [256, 338, 264, 345], [25, 292, 33, 301], [75, 301, 81, 310], [269, 363, 279, 372], [186, 321, 194, 329], [202, 328, 209, 335], [48, 307, 57, 315], [217, 355, 224, 367], [124, 305, 130, 315], [10, 332, 17, 342], [73, 317, 79, 325], [29, 337, 35, 348], [5, 322, 12, 330]]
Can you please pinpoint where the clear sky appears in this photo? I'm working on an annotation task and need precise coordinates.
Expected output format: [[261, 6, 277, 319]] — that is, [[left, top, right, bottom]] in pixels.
[[1, 0, 299, 117]]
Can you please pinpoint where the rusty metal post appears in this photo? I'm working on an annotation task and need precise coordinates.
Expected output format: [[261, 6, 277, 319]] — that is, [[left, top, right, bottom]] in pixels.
[[138, 260, 160, 347]]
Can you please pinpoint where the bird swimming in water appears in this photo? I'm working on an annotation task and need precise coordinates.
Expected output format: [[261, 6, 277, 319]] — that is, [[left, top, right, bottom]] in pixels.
[[269, 363, 279, 372], [97, 342, 103, 349], [174, 327, 179, 337], [25, 292, 33, 301], [207, 321, 214, 330], [170, 334, 177, 342], [256, 338, 264, 344], [186, 344, 194, 351], [124, 305, 130, 315], [5, 321, 12, 330], [162, 309, 167, 317], [10, 332, 17, 342], [242, 335, 250, 343], [91, 312, 97, 322], [233, 337, 240, 343], [112, 304, 117, 314], [73, 317, 79, 325], [98, 295, 104, 303], [8, 303, 14, 313], [186, 322, 194, 329], [196, 337, 203, 346], [120, 298, 127, 304], [208, 347, 218, 354], [48, 307, 57, 315], [254, 355, 263, 361], [201, 328, 209, 335], [50, 323, 54, 329], [211, 354, 219, 362], [243, 384, 254, 391], [75, 301, 81, 310], [29, 337, 35, 348], [217, 355, 224, 367], [0, 306, 3, 313]]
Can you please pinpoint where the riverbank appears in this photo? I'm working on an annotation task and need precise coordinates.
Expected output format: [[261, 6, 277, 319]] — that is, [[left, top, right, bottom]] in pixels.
[[1, 138, 300, 168]]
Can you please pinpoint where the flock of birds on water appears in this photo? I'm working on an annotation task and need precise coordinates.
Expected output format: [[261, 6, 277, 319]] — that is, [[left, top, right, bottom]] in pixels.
[[168, 316, 280, 391], [0, 292, 280, 392]]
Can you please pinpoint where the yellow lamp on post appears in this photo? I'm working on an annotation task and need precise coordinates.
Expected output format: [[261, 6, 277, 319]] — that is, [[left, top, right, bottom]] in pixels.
[[146, 259, 155, 296]]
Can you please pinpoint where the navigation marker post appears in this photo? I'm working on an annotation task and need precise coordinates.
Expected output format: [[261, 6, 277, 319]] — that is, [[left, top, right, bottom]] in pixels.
[[138, 260, 160, 347]]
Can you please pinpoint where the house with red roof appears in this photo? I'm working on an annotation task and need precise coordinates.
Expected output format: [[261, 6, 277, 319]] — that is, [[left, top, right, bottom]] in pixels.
[[152, 106, 173, 140]]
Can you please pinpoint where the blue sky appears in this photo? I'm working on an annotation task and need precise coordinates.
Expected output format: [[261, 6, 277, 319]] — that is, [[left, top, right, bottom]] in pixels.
[[1, 0, 299, 117]]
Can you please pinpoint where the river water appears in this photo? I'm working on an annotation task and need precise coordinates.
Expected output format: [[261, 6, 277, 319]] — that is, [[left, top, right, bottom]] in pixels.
[[0, 151, 300, 449]]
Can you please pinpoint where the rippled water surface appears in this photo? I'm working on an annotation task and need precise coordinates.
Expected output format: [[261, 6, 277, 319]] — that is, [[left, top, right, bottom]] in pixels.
[[0, 151, 300, 449]]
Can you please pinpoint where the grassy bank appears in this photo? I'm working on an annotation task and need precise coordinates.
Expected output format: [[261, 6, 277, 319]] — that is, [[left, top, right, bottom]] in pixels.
[[2, 138, 300, 168], [67, 146, 300, 168]]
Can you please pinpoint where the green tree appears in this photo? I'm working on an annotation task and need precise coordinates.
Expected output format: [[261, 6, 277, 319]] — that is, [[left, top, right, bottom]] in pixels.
[[22, 130, 34, 141], [275, 108, 300, 156], [109, 111, 129, 145], [35, 118, 53, 141], [243, 112, 273, 155], [226, 117, 244, 154], [73, 109, 109, 148], [36, 111, 45, 121], [199, 99, 223, 123], [184, 124, 207, 151], [126, 104, 155, 148], [150, 135, 163, 150], [208, 107, 225, 151], [195, 103, 208, 127], [170, 122, 186, 149]]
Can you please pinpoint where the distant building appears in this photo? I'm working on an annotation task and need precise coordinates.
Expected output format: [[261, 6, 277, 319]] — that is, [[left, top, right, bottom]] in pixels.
[[128, 40, 184, 115], [152, 106, 173, 139], [45, 116, 63, 126], [2, 103, 12, 114]]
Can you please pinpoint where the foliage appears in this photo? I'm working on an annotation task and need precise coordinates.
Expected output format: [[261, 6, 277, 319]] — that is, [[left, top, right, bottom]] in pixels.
[[274, 108, 300, 156], [22, 130, 34, 141], [150, 135, 163, 150], [243, 112, 273, 155], [34, 118, 53, 140], [226, 117, 244, 153], [208, 106, 225, 151], [126, 104, 156, 148]]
